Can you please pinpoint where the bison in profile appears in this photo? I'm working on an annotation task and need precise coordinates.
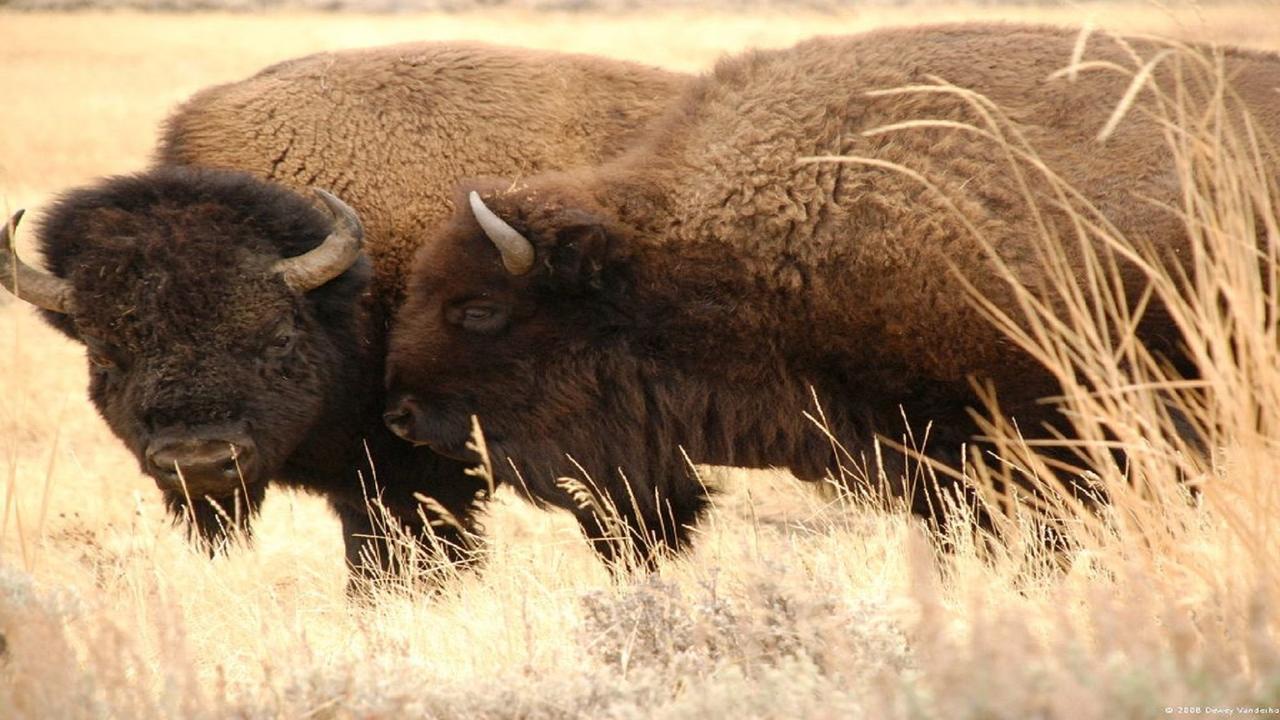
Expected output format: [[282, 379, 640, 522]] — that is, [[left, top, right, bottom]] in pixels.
[[2, 42, 685, 584], [384, 25, 1280, 564]]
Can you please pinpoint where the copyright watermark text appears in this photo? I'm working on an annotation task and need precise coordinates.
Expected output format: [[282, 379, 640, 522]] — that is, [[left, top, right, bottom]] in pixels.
[[1165, 709, 1280, 716]]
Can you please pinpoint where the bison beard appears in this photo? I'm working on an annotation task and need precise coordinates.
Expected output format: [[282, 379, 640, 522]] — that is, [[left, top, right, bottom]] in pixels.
[[385, 25, 1280, 567], [164, 481, 268, 551]]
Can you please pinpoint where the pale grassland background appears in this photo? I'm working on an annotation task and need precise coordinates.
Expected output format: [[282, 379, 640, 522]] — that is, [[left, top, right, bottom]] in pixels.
[[2, 4, 1280, 718]]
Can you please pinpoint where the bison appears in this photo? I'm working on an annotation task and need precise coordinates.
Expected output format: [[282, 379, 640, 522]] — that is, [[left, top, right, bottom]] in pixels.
[[383, 25, 1280, 565], [1, 42, 685, 585]]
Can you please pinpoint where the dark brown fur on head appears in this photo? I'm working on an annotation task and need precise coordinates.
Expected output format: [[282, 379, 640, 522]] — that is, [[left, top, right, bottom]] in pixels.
[[386, 182, 633, 461], [387, 179, 724, 560], [32, 168, 491, 572], [38, 168, 369, 524]]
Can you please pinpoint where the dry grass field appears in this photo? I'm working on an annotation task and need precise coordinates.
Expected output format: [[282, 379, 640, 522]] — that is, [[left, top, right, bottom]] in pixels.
[[3, 4, 1280, 718]]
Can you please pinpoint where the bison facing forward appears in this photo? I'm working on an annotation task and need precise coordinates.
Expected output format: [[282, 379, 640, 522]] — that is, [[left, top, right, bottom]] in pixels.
[[2, 42, 685, 584], [384, 25, 1280, 564]]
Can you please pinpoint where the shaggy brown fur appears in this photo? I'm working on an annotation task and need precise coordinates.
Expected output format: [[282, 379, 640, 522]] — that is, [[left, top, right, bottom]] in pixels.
[[385, 25, 1280, 564], [10, 43, 685, 584]]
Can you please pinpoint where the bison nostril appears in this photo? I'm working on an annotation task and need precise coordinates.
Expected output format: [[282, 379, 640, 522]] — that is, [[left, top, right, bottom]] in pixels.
[[223, 444, 256, 477], [383, 397, 421, 441], [384, 408, 413, 438], [145, 447, 182, 477], [149, 460, 180, 480]]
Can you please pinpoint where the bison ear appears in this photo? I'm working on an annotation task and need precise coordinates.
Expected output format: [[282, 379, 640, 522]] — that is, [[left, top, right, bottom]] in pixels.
[[546, 214, 615, 289]]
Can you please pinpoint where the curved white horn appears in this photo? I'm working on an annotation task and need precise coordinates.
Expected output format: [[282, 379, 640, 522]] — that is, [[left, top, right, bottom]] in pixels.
[[469, 191, 534, 275], [1, 209, 74, 314], [273, 188, 365, 292]]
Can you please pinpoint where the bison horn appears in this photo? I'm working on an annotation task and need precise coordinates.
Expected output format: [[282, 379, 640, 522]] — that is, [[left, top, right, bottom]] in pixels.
[[469, 191, 534, 275], [273, 188, 365, 293], [1, 209, 74, 314]]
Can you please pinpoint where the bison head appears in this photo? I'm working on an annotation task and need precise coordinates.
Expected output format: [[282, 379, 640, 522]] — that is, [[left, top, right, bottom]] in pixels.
[[383, 182, 641, 483], [2, 168, 369, 527]]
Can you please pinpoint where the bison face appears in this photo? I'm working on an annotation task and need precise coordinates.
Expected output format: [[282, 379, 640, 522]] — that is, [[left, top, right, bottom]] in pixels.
[[73, 277, 341, 499], [385, 185, 630, 475], [2, 169, 367, 506]]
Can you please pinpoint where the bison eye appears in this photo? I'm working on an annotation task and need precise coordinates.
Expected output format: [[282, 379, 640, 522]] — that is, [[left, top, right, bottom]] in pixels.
[[87, 350, 116, 370], [446, 301, 510, 334], [81, 337, 123, 371], [264, 323, 298, 356]]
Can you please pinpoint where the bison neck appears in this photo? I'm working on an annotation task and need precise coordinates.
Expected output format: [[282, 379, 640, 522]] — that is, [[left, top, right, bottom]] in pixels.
[[530, 219, 911, 490]]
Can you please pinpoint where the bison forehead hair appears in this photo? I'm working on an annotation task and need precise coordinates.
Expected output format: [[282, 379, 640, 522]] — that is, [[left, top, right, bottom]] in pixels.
[[34, 167, 371, 496], [40, 167, 369, 339]]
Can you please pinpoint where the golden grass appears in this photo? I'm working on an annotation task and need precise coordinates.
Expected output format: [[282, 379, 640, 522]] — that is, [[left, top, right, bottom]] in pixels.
[[3, 4, 1280, 717]]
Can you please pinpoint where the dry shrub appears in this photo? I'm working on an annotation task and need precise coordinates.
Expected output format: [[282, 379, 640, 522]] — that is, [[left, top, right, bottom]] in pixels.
[[579, 568, 909, 678]]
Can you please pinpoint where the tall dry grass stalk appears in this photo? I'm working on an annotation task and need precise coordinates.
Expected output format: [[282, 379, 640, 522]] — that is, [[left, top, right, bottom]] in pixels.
[[969, 30, 1280, 580]]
